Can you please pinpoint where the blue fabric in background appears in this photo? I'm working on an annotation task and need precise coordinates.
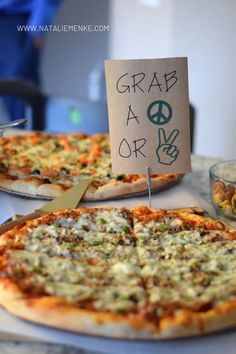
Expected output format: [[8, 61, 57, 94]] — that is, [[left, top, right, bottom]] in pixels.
[[0, 14, 39, 79], [0, 0, 32, 14], [0, 0, 61, 121], [0, 0, 61, 36]]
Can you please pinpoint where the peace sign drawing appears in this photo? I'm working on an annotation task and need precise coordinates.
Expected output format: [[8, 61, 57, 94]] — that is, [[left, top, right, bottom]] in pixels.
[[147, 100, 172, 125], [156, 128, 180, 165]]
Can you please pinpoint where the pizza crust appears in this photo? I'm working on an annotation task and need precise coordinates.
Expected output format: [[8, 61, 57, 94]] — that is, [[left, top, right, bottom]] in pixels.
[[0, 279, 236, 339], [85, 174, 181, 200], [37, 184, 65, 198], [0, 173, 182, 200], [0, 175, 17, 190], [10, 180, 42, 196]]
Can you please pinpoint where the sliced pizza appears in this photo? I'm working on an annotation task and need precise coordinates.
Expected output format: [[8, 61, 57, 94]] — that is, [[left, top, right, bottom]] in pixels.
[[0, 207, 236, 339]]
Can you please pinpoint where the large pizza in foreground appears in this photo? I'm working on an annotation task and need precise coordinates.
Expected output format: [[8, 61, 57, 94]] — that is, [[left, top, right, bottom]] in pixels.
[[0, 133, 181, 200], [0, 206, 236, 339]]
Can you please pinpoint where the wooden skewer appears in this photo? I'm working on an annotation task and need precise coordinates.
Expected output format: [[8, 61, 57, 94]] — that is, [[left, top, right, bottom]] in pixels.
[[146, 166, 152, 208]]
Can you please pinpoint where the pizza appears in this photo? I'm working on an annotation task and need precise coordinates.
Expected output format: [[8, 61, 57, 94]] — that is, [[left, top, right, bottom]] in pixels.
[[0, 206, 236, 339], [0, 132, 181, 200]]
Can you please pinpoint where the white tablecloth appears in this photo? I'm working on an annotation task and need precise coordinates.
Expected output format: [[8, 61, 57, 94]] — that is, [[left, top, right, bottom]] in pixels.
[[0, 180, 215, 224], [0, 306, 235, 354]]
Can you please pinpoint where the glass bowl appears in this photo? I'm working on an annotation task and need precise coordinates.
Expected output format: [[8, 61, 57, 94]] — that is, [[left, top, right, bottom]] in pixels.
[[209, 160, 236, 227]]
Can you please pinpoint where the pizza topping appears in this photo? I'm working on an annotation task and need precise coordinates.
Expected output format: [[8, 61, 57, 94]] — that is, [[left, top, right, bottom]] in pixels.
[[93, 286, 146, 312], [2, 207, 236, 327], [31, 169, 41, 176], [45, 282, 96, 302], [0, 133, 175, 200], [0, 162, 8, 172], [116, 175, 125, 181]]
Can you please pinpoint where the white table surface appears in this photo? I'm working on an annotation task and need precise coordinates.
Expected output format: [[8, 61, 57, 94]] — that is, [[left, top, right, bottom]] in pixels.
[[0, 180, 214, 225]]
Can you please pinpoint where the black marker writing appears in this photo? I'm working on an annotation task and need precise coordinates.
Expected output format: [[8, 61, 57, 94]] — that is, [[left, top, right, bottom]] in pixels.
[[164, 71, 178, 92], [133, 138, 146, 158], [131, 73, 145, 93], [126, 105, 139, 125], [118, 138, 131, 158], [116, 73, 129, 93], [116, 71, 178, 94], [118, 138, 146, 159], [148, 72, 162, 93]]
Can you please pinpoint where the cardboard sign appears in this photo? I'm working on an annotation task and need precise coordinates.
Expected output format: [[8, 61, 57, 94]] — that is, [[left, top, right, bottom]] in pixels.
[[105, 58, 191, 174]]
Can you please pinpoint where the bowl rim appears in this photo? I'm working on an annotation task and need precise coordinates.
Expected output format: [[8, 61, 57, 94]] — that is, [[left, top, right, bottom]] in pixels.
[[209, 160, 236, 184]]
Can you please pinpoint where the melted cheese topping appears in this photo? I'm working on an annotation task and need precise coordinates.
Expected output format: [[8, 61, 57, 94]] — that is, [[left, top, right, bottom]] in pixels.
[[0, 134, 115, 181], [4, 208, 236, 317], [135, 217, 236, 309]]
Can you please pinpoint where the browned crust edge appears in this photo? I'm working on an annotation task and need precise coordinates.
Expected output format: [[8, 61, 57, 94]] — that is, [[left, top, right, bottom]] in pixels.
[[84, 174, 182, 200], [0, 174, 183, 200], [0, 279, 236, 339]]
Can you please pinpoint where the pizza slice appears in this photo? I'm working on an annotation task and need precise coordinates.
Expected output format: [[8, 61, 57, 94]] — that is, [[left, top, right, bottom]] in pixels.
[[1, 207, 236, 339], [0, 207, 148, 331], [132, 206, 236, 337]]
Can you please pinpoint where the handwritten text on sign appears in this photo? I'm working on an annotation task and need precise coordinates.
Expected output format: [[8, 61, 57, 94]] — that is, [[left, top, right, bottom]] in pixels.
[[105, 58, 191, 174]]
